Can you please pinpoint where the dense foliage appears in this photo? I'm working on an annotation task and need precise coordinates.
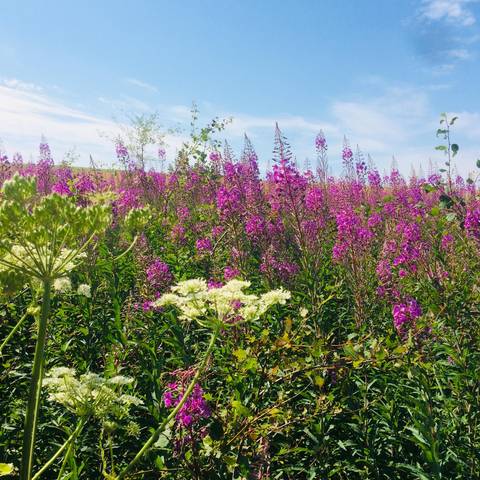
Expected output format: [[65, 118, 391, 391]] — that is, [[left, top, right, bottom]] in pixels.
[[1, 116, 480, 479]]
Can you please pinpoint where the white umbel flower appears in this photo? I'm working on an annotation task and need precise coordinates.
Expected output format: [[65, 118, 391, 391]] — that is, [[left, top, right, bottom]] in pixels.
[[77, 283, 91, 298], [53, 277, 72, 294], [154, 278, 290, 327]]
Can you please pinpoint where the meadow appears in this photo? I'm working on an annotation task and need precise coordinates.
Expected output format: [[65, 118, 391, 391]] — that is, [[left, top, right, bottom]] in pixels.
[[1, 114, 480, 479]]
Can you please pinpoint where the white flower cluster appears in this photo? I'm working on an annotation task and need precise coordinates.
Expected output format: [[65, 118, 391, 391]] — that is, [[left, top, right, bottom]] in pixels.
[[77, 283, 91, 298], [43, 367, 143, 420], [53, 277, 72, 294], [154, 278, 290, 327], [52, 280, 92, 296]]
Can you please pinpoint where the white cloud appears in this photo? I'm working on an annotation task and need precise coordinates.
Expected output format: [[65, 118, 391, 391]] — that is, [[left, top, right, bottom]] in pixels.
[[2, 77, 43, 92], [125, 77, 159, 93], [225, 113, 338, 138], [447, 48, 472, 59], [419, 0, 478, 26], [0, 78, 478, 177], [0, 82, 183, 167]]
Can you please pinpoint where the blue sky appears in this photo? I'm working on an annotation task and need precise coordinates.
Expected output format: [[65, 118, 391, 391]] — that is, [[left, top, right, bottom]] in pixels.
[[1, 0, 480, 175]]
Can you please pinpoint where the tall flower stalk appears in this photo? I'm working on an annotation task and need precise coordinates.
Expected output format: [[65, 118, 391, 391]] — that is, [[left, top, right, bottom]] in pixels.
[[0, 174, 111, 480]]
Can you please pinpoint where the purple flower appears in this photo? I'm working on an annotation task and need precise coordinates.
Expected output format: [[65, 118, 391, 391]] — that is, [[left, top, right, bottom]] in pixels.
[[211, 225, 224, 238], [342, 147, 353, 162], [368, 170, 382, 188], [52, 180, 72, 196], [209, 151, 221, 163], [315, 132, 327, 151], [465, 206, 480, 241], [116, 141, 129, 161], [207, 279, 223, 289], [217, 185, 241, 218], [245, 215, 265, 238], [392, 299, 422, 333], [441, 233, 454, 250], [158, 147, 166, 161], [146, 259, 173, 291], [196, 237, 213, 253], [305, 187, 323, 212], [163, 381, 210, 428], [171, 224, 187, 244], [224, 266, 240, 281]]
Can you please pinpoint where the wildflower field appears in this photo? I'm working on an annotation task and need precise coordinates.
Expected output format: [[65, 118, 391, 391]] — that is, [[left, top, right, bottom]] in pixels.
[[1, 115, 480, 480]]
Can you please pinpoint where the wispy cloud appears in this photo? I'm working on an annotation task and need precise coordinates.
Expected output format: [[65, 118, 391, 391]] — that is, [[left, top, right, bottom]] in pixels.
[[124, 77, 159, 93], [419, 0, 478, 26], [2, 77, 43, 93], [446, 48, 472, 59], [0, 78, 478, 176], [0, 80, 182, 166], [411, 0, 479, 73]]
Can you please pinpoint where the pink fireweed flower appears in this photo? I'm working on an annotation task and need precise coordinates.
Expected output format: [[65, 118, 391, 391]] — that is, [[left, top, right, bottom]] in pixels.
[[333, 209, 373, 262], [441, 233, 454, 250], [158, 147, 166, 161], [211, 225, 224, 238], [315, 132, 327, 151], [196, 237, 213, 254], [342, 147, 353, 162], [74, 174, 95, 195], [224, 266, 240, 281], [146, 259, 173, 291], [305, 186, 323, 212], [216, 185, 242, 218], [171, 224, 187, 245], [368, 170, 382, 188], [392, 298, 422, 334], [465, 206, 480, 241], [52, 180, 72, 196], [163, 380, 210, 428], [245, 215, 265, 239], [207, 279, 223, 289], [367, 213, 383, 229], [209, 151, 221, 163], [259, 252, 299, 282], [176, 206, 190, 221], [116, 141, 129, 161]]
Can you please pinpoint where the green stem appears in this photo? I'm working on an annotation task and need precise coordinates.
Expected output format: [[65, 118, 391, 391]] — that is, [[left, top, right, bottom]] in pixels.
[[0, 308, 31, 356], [56, 432, 75, 480], [20, 280, 52, 480], [109, 431, 115, 476], [31, 420, 85, 480], [113, 235, 138, 262], [117, 328, 219, 480]]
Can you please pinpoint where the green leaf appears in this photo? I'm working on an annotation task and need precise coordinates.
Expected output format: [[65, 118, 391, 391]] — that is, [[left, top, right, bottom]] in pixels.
[[154, 456, 165, 470], [154, 426, 171, 449], [451, 143, 459, 156], [449, 116, 458, 125], [476, 159, 480, 168], [233, 348, 248, 362], [231, 400, 251, 417], [435, 145, 447, 151], [0, 464, 13, 477]]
